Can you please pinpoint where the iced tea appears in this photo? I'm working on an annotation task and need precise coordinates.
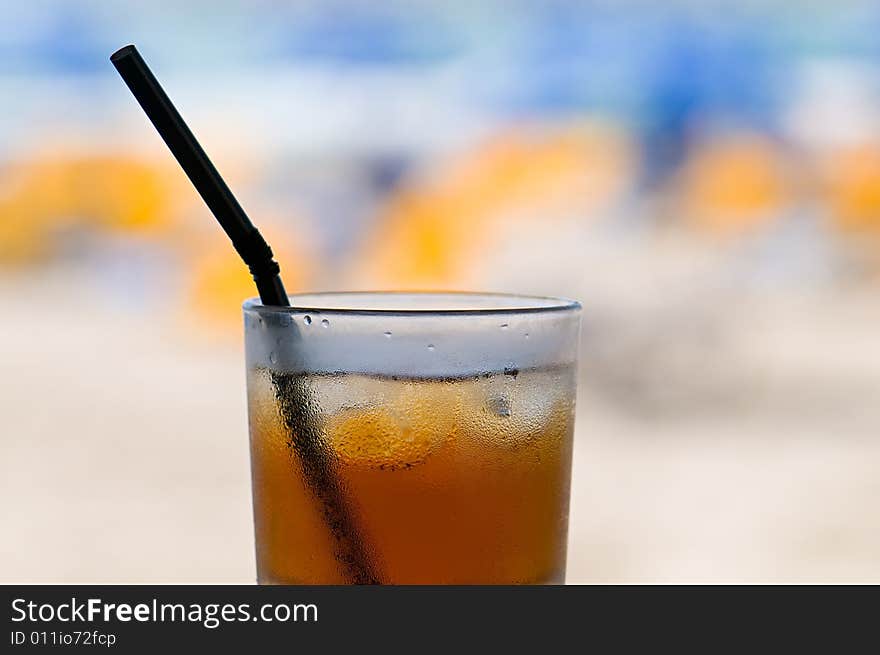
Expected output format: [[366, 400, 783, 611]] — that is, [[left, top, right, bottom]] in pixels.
[[248, 366, 575, 584]]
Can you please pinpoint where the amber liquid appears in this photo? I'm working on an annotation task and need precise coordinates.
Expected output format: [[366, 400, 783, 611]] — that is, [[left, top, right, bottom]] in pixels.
[[247, 366, 575, 584]]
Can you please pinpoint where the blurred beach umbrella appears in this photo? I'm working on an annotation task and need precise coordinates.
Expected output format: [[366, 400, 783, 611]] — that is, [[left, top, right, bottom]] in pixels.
[[348, 122, 633, 290], [0, 154, 178, 264], [821, 142, 880, 235], [676, 133, 791, 237]]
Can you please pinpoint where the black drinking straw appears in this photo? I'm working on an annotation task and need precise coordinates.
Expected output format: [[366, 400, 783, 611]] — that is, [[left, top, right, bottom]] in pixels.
[[110, 44, 287, 306], [111, 44, 379, 583]]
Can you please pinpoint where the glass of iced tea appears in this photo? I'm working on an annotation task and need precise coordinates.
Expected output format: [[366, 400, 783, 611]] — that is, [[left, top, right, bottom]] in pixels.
[[244, 292, 581, 584]]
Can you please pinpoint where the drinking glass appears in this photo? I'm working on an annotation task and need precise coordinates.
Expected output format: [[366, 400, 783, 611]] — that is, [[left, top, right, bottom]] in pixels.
[[244, 292, 581, 584]]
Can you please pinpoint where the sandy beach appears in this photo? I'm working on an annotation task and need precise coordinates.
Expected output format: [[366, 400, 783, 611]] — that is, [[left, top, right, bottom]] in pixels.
[[2, 265, 878, 583]]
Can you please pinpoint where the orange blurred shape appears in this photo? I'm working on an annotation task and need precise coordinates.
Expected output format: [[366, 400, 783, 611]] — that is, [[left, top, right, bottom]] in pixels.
[[680, 134, 790, 236], [0, 154, 178, 265], [0, 167, 65, 265], [821, 144, 880, 234], [183, 221, 316, 338], [351, 122, 632, 289], [71, 156, 177, 233]]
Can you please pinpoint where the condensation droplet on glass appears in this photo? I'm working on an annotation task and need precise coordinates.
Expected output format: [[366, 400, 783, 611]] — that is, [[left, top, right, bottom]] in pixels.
[[269, 351, 278, 364], [321, 319, 330, 328], [303, 315, 312, 325], [524, 332, 530, 339], [383, 331, 392, 339], [427, 344, 435, 352], [500, 323, 509, 330], [488, 395, 512, 418]]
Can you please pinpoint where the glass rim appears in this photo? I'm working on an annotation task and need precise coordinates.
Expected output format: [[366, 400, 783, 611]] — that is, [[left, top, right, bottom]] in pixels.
[[243, 291, 581, 317]]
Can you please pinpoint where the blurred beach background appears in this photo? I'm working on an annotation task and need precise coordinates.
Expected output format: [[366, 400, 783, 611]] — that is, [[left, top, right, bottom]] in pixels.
[[2, 0, 879, 583]]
